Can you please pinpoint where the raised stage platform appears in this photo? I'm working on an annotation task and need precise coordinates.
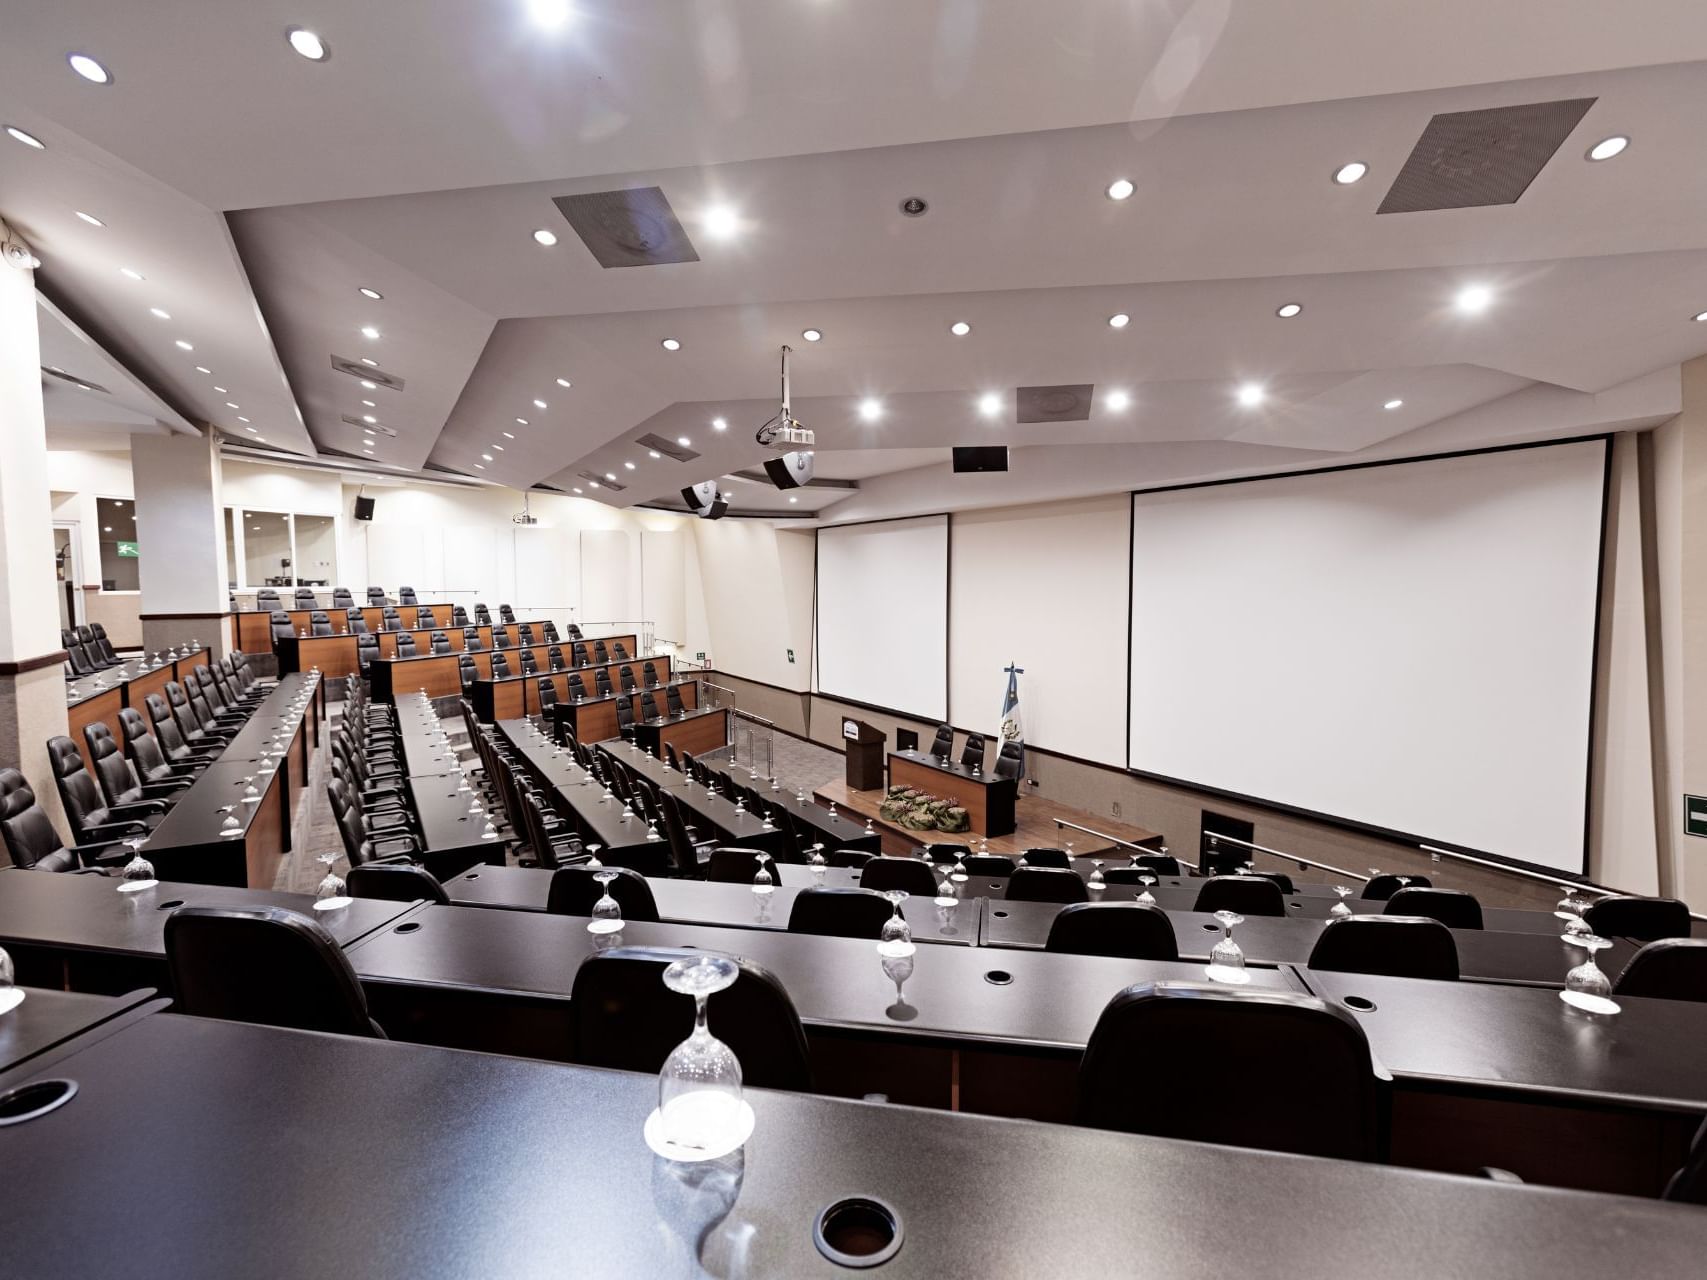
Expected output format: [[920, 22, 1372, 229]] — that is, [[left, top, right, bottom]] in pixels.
[[812, 777, 1165, 858]]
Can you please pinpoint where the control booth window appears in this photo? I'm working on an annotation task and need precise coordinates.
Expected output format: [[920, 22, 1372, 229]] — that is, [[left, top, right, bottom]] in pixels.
[[96, 496, 139, 591]]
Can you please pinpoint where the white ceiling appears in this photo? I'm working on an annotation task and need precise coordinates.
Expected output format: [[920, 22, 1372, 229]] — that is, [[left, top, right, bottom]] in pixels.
[[3, 1, 1707, 522]]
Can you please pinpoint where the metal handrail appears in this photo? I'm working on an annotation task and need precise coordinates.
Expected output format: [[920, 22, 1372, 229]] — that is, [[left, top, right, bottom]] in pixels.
[[1413, 844, 1707, 919], [730, 709, 774, 727], [1051, 818, 1157, 856], [1205, 833, 1369, 884]]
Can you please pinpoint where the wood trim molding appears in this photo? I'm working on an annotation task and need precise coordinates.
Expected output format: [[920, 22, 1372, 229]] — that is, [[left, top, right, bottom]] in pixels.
[[0, 650, 70, 676], [138, 611, 232, 621]]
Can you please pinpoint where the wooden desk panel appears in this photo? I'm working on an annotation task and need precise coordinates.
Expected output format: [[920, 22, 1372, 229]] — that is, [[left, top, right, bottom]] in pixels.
[[889, 752, 1016, 837], [235, 611, 274, 653], [289, 634, 362, 679], [499, 628, 638, 660], [127, 663, 175, 715], [632, 705, 726, 758], [66, 688, 123, 773], [372, 654, 464, 700]]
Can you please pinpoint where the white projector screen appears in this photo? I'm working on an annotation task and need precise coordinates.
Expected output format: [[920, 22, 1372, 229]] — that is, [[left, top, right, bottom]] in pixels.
[[1128, 440, 1607, 873], [817, 515, 948, 721]]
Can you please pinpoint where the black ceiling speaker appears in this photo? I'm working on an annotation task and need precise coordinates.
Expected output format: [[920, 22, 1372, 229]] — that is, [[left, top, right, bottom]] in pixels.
[[701, 497, 729, 521], [953, 446, 1009, 473], [763, 450, 815, 490], [681, 480, 719, 513], [353, 495, 376, 521]]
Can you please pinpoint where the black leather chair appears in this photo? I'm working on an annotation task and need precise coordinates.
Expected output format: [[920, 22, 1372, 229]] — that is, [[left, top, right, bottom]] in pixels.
[[62, 629, 96, 675], [536, 678, 558, 711], [1308, 915, 1460, 981], [642, 661, 660, 687], [1612, 938, 1707, 1003], [788, 886, 894, 939], [567, 673, 588, 701], [357, 633, 380, 671], [518, 623, 535, 646], [928, 724, 953, 760], [565, 623, 583, 641], [346, 608, 368, 633], [541, 622, 560, 644], [293, 587, 317, 609], [414, 607, 435, 630], [493, 630, 511, 649], [570, 946, 811, 1090], [858, 856, 940, 897], [640, 691, 659, 721], [571, 643, 589, 668], [499, 604, 516, 624], [396, 634, 418, 658], [993, 740, 1023, 781], [309, 610, 333, 636], [548, 646, 566, 671], [490, 652, 510, 679], [960, 733, 987, 771], [1019, 847, 1070, 868], [1104, 854, 1186, 882], [519, 650, 539, 676], [462, 627, 483, 651], [1384, 886, 1483, 930], [118, 708, 207, 784], [450, 605, 469, 628], [460, 655, 478, 692], [256, 588, 281, 612], [618, 665, 636, 693], [613, 642, 630, 661], [332, 587, 355, 611], [48, 734, 169, 843], [1585, 895, 1692, 943], [429, 631, 451, 655], [144, 692, 223, 766], [1075, 982, 1386, 1161], [666, 685, 685, 716], [1361, 873, 1430, 901], [0, 769, 129, 872], [1194, 875, 1287, 917], [546, 865, 659, 920], [164, 906, 386, 1038], [81, 624, 118, 666], [1046, 902, 1179, 960], [592, 640, 609, 665], [380, 607, 403, 632], [269, 610, 294, 643], [165, 682, 238, 749], [826, 849, 876, 869], [397, 586, 419, 606], [705, 847, 770, 884], [473, 603, 492, 626], [594, 669, 613, 696], [615, 698, 636, 740], [366, 587, 387, 606], [962, 853, 1016, 876], [1006, 866, 1089, 904], [347, 863, 448, 905]]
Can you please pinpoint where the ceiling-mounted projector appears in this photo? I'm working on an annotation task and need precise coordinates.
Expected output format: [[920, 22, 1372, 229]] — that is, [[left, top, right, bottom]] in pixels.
[[511, 493, 539, 525], [755, 344, 815, 452], [681, 480, 729, 520]]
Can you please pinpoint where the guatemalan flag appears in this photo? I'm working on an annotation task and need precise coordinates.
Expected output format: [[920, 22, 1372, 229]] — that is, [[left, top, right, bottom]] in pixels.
[[999, 664, 1024, 777]]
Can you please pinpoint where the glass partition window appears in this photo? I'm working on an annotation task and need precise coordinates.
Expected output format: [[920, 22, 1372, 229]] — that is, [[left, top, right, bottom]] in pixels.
[[227, 508, 338, 590], [96, 497, 139, 591]]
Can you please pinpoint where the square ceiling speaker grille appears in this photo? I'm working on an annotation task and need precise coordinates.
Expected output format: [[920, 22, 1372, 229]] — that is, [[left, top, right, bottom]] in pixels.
[[552, 187, 700, 268], [1015, 384, 1094, 424], [1377, 98, 1595, 214]]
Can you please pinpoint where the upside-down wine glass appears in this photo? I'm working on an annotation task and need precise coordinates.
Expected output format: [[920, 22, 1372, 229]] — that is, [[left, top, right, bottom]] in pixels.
[[585, 842, 604, 869], [878, 890, 914, 958], [656, 955, 747, 1155], [951, 849, 968, 882], [314, 864, 351, 911], [1207, 910, 1247, 983], [1331, 885, 1355, 918], [1560, 935, 1620, 1015], [1088, 859, 1105, 889], [117, 836, 158, 893], [1136, 873, 1157, 906], [751, 852, 774, 895], [0, 943, 20, 1015], [1556, 884, 1594, 947], [588, 870, 624, 934]]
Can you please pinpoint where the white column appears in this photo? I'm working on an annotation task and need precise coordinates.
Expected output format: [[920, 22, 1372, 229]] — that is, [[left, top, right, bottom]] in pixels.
[[0, 235, 73, 835], [131, 432, 231, 655]]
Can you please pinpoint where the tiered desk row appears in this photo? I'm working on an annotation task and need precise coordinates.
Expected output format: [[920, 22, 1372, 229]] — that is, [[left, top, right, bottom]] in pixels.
[[368, 631, 640, 700], [64, 649, 212, 773]]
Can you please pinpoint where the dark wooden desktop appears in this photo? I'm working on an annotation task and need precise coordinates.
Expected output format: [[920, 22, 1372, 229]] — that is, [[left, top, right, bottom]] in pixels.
[[367, 632, 639, 702], [888, 749, 1018, 836], [64, 649, 212, 773], [471, 650, 675, 722]]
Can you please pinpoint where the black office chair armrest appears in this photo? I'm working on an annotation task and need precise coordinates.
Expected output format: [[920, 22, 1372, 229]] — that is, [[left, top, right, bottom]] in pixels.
[[107, 799, 171, 818], [155, 761, 210, 776], [138, 778, 194, 796], [67, 839, 141, 869], [370, 832, 421, 857], [1478, 1167, 1525, 1185]]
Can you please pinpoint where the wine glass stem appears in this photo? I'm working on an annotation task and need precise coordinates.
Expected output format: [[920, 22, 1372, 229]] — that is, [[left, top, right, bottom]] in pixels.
[[693, 994, 709, 1038]]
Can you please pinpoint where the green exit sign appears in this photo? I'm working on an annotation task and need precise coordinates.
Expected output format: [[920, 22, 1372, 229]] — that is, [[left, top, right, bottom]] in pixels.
[[116, 541, 139, 558], [787, 648, 796, 663], [1687, 795, 1707, 839]]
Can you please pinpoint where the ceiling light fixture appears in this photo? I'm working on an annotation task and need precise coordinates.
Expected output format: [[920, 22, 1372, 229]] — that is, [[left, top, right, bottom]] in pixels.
[[1106, 178, 1135, 201], [604, 472, 616, 481], [360, 325, 380, 340], [286, 28, 330, 61], [573, 487, 583, 494], [802, 328, 822, 342], [194, 366, 210, 374], [1454, 283, 1494, 315], [1105, 390, 1131, 411], [360, 380, 377, 390], [1383, 399, 1404, 410], [67, 54, 112, 84], [245, 428, 258, 435], [661, 338, 681, 351], [358, 286, 383, 300], [482, 453, 493, 462], [1693, 310, 1707, 323], [648, 450, 660, 459], [474, 463, 485, 470], [1333, 161, 1368, 185], [1276, 302, 1302, 318], [977, 392, 1002, 417], [712, 417, 726, 431], [589, 481, 600, 489], [858, 398, 883, 422], [225, 402, 239, 410], [74, 210, 103, 227], [533, 398, 547, 409], [119, 267, 143, 280], [362, 414, 376, 424], [789, 496, 799, 504], [5, 125, 45, 149], [526, 0, 574, 30], [532, 228, 558, 246], [1586, 135, 1629, 161], [237, 416, 250, 423], [213, 386, 228, 393], [493, 444, 504, 451], [701, 205, 740, 240], [502, 431, 515, 439], [556, 377, 571, 388], [149, 307, 171, 320], [624, 461, 636, 470], [676, 435, 692, 447], [359, 357, 377, 367], [361, 399, 375, 407], [175, 339, 194, 351], [950, 321, 971, 337], [1236, 383, 1266, 408], [1107, 313, 1130, 329]]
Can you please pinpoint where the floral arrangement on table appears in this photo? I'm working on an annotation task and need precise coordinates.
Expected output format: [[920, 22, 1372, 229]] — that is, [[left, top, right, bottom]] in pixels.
[[878, 785, 970, 833]]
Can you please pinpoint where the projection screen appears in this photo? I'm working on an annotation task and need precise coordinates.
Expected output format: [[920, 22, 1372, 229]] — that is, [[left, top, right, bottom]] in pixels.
[[1127, 440, 1608, 873], [816, 515, 949, 721]]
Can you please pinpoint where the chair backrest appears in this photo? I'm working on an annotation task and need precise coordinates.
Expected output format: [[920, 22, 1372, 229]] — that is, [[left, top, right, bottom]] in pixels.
[[826, 849, 876, 869], [463, 626, 483, 650], [451, 605, 469, 627], [787, 886, 894, 939], [548, 646, 565, 671], [1361, 873, 1430, 901], [519, 650, 538, 675], [546, 865, 659, 920], [1006, 866, 1089, 904], [473, 602, 492, 625], [367, 587, 387, 605], [499, 604, 516, 624], [595, 669, 613, 695], [1200, 811, 1255, 876], [858, 855, 940, 897], [699, 846, 766, 883], [1076, 982, 1384, 1162], [615, 698, 635, 731], [269, 610, 294, 641], [1019, 847, 1069, 868], [83, 721, 141, 804], [0, 768, 77, 872], [1194, 875, 1287, 917], [1612, 938, 1707, 1003], [425, 631, 448, 655], [256, 588, 281, 610], [644, 661, 660, 685], [397, 586, 419, 605], [1046, 902, 1179, 960], [542, 622, 560, 643], [164, 906, 384, 1038], [962, 853, 1015, 876], [1585, 895, 1693, 943], [572, 642, 589, 667], [491, 652, 511, 679], [347, 608, 368, 633], [619, 665, 636, 691], [1104, 854, 1185, 880], [46, 734, 110, 835], [1384, 886, 1482, 930], [310, 610, 333, 636], [357, 634, 379, 670], [666, 685, 685, 714], [537, 678, 558, 709], [960, 732, 986, 770], [144, 692, 195, 760], [332, 587, 354, 610], [568, 673, 588, 699], [993, 740, 1023, 781], [381, 607, 402, 631], [396, 634, 418, 658], [493, 631, 511, 649], [118, 707, 172, 780], [347, 863, 449, 905], [640, 691, 659, 721], [1307, 915, 1460, 981], [929, 724, 953, 759], [570, 945, 811, 1091], [459, 656, 477, 690], [518, 623, 535, 645], [593, 639, 609, 663], [294, 587, 317, 608]]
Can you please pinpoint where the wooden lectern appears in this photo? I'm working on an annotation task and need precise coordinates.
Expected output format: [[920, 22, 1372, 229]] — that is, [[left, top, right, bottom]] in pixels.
[[842, 718, 886, 791]]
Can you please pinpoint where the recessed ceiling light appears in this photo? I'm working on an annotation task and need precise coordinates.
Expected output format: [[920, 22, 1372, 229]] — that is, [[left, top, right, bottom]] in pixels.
[[362, 414, 376, 424], [195, 366, 211, 374], [605, 472, 617, 481], [950, 321, 971, 337], [103, 525, 113, 532], [526, 0, 574, 30], [360, 325, 380, 340], [149, 307, 171, 320], [1383, 399, 1404, 410], [1454, 284, 1494, 315], [1107, 313, 1130, 329], [789, 496, 799, 504], [473, 463, 485, 470], [502, 431, 515, 439], [1276, 302, 1302, 318], [359, 357, 377, 367], [532, 228, 558, 247], [1586, 135, 1629, 162], [701, 205, 740, 240], [492, 444, 504, 451], [255, 436, 266, 442], [358, 286, 383, 300], [648, 450, 661, 459], [213, 386, 228, 393], [245, 428, 258, 435], [977, 392, 1002, 417], [802, 328, 822, 342], [175, 339, 194, 351], [515, 417, 529, 425], [1236, 383, 1266, 408], [1105, 390, 1131, 411], [67, 54, 112, 84], [237, 416, 250, 423], [556, 377, 571, 388], [225, 402, 239, 410], [74, 210, 103, 227], [858, 398, 883, 421], [361, 398, 375, 407], [6, 125, 45, 149], [119, 267, 143, 281], [1333, 161, 1368, 185], [481, 453, 493, 462], [533, 399, 547, 409], [712, 417, 727, 431], [1106, 178, 1135, 201], [590, 481, 601, 489], [573, 487, 583, 494], [286, 28, 330, 62], [677, 436, 691, 447], [360, 380, 377, 390], [661, 338, 681, 351], [624, 461, 636, 470], [1693, 310, 1707, 323]]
